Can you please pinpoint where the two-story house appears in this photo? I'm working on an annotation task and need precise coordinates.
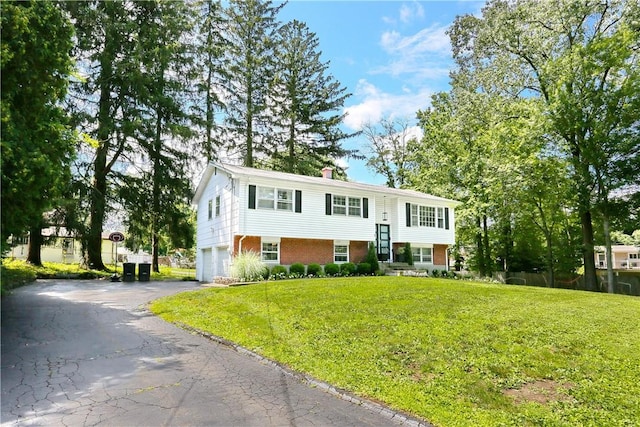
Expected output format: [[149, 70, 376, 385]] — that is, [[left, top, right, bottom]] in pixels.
[[192, 163, 460, 282]]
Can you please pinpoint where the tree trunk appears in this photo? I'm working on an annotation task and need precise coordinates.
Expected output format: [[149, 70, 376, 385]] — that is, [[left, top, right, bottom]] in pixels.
[[26, 222, 44, 267], [603, 215, 616, 294], [483, 214, 492, 276], [476, 216, 486, 276], [545, 233, 554, 288], [580, 209, 598, 291]]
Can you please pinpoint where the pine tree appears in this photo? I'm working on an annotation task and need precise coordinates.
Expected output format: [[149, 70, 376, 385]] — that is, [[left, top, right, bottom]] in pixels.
[[221, 0, 284, 167], [266, 19, 358, 176]]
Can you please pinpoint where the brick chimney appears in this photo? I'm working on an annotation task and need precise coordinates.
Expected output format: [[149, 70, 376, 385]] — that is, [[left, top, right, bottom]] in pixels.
[[321, 167, 333, 179]]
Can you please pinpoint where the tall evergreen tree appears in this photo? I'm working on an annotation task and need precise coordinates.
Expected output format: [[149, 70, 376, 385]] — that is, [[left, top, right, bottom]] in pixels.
[[122, 0, 198, 273], [267, 19, 357, 176], [221, 0, 284, 167], [1, 0, 75, 252], [64, 0, 141, 270], [193, 0, 228, 162]]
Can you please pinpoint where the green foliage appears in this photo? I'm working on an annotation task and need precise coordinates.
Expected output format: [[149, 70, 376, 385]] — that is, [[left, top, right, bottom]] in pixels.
[[431, 269, 440, 278], [306, 263, 322, 276], [1, 0, 75, 248], [365, 242, 380, 273], [267, 19, 357, 175], [152, 277, 640, 426], [229, 251, 266, 282], [404, 242, 414, 266], [340, 262, 357, 276], [362, 117, 413, 188], [323, 263, 340, 276], [289, 262, 305, 277], [357, 262, 371, 275], [270, 265, 288, 279]]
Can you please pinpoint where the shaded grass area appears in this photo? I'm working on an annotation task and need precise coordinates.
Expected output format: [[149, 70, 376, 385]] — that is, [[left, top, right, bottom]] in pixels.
[[1, 259, 195, 295], [151, 276, 640, 427]]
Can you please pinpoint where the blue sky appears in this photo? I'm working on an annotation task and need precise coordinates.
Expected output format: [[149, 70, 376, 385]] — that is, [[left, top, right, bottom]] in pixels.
[[277, 1, 485, 184]]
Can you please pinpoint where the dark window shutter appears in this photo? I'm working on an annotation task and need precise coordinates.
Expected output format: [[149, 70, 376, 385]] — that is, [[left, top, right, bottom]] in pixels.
[[248, 185, 256, 209], [445, 207, 450, 230], [325, 193, 332, 215], [406, 203, 411, 227], [363, 198, 369, 218], [295, 190, 302, 213]]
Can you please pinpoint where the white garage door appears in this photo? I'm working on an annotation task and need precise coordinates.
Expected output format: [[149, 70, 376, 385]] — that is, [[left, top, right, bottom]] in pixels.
[[216, 247, 229, 277], [201, 248, 213, 282]]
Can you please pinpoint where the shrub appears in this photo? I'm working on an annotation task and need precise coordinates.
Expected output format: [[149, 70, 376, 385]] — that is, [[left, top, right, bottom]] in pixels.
[[357, 262, 371, 275], [270, 265, 288, 279], [404, 242, 414, 266], [289, 263, 306, 277], [431, 269, 440, 277], [365, 242, 380, 273], [324, 263, 340, 276], [229, 251, 267, 282], [340, 262, 357, 276], [307, 263, 322, 276]]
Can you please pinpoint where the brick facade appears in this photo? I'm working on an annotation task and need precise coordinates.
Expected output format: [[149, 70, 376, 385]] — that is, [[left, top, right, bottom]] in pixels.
[[233, 235, 370, 265], [433, 244, 448, 266]]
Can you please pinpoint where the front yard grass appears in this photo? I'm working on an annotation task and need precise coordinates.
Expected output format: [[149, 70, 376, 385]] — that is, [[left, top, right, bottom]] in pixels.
[[150, 276, 640, 426]]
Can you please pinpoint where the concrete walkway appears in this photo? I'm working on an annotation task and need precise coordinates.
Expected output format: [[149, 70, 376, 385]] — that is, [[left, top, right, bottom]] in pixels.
[[1, 280, 427, 426]]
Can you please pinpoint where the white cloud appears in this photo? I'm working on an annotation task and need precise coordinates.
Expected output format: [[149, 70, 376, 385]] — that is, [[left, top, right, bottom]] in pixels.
[[399, 2, 424, 24], [375, 24, 452, 80], [343, 79, 432, 130]]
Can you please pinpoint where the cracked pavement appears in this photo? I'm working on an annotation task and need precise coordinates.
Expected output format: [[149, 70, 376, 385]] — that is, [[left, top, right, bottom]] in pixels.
[[2, 280, 425, 426]]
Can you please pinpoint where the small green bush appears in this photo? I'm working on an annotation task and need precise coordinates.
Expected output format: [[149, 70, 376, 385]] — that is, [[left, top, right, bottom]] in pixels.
[[229, 251, 267, 282], [307, 263, 322, 276], [365, 242, 380, 273], [340, 262, 357, 276], [290, 263, 306, 276], [404, 242, 414, 266], [431, 269, 440, 277], [270, 265, 288, 279], [357, 262, 371, 275], [324, 263, 340, 276]]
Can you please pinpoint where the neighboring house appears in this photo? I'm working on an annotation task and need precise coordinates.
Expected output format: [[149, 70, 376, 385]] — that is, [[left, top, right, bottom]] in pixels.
[[595, 245, 640, 270], [192, 163, 460, 282], [9, 228, 129, 265]]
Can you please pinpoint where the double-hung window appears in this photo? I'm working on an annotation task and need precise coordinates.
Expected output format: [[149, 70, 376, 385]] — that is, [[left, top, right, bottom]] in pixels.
[[257, 187, 275, 209], [334, 242, 349, 263], [257, 187, 294, 211], [348, 197, 361, 216], [207, 199, 213, 220], [333, 196, 347, 215], [261, 241, 279, 262], [411, 247, 433, 263], [277, 189, 293, 211], [215, 196, 221, 217]]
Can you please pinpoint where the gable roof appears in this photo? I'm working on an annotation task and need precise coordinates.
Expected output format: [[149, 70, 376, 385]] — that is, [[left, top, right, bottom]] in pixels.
[[193, 162, 461, 206]]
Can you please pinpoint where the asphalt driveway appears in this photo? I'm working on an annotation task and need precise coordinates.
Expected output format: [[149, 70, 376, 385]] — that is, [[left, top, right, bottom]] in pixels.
[[1, 280, 425, 426]]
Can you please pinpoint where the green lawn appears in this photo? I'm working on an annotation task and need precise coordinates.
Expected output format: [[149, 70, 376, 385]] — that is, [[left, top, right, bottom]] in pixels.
[[150, 276, 640, 427]]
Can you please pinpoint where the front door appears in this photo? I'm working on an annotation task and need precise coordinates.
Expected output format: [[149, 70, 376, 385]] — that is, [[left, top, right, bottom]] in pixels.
[[376, 224, 390, 261]]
